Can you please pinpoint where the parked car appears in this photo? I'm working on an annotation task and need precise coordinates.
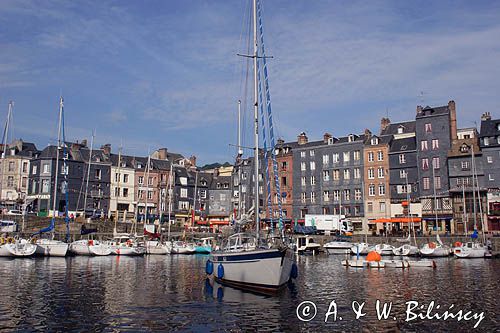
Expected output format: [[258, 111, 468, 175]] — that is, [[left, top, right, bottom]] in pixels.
[[6, 210, 23, 216]]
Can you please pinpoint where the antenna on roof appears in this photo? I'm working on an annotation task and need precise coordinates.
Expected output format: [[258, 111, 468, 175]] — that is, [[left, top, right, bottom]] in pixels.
[[420, 91, 425, 104]]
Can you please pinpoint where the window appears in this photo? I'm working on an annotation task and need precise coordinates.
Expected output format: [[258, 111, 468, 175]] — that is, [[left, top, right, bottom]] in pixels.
[[489, 174, 494, 181], [124, 174, 129, 183], [311, 192, 316, 203], [242, 172, 248, 180], [371, 137, 379, 145], [425, 123, 432, 133], [368, 168, 374, 179], [379, 184, 385, 196], [354, 168, 361, 179], [322, 154, 329, 165], [484, 137, 489, 146], [377, 167, 384, 178], [434, 176, 441, 189], [180, 177, 187, 185], [369, 184, 375, 196], [333, 169, 340, 180], [461, 161, 470, 170], [423, 177, 430, 190], [310, 150, 315, 157], [332, 153, 339, 163], [380, 202, 386, 213], [344, 189, 350, 201], [95, 169, 101, 180], [114, 187, 119, 197], [432, 139, 439, 150], [397, 127, 404, 134], [179, 201, 189, 210], [281, 177, 287, 187], [343, 152, 350, 163], [138, 176, 144, 185], [400, 169, 407, 179], [311, 176, 316, 185], [8, 161, 14, 172], [399, 154, 406, 164], [323, 170, 330, 181], [354, 189, 362, 200], [487, 156, 493, 164], [348, 135, 354, 142], [21, 177, 27, 188], [7, 176, 14, 187], [301, 162, 306, 171], [123, 188, 128, 197], [22, 162, 28, 173], [43, 164, 50, 174], [148, 191, 153, 200], [377, 151, 383, 161], [432, 157, 440, 169], [32, 165, 37, 175], [301, 176, 306, 186], [200, 189, 207, 199], [343, 169, 350, 180], [368, 152, 374, 162], [281, 161, 287, 170], [354, 150, 361, 161], [310, 161, 316, 170], [61, 165, 69, 175], [148, 177, 153, 185], [422, 158, 429, 170], [115, 173, 120, 182], [42, 179, 50, 193], [421, 140, 428, 151], [180, 188, 188, 198], [301, 192, 307, 203], [300, 151, 306, 158], [333, 190, 340, 201], [367, 202, 373, 213]]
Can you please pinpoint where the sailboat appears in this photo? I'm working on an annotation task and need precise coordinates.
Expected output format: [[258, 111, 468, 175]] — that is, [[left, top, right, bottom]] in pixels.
[[393, 183, 419, 256], [419, 233, 450, 257], [207, 0, 295, 293], [454, 146, 487, 258], [33, 97, 69, 257]]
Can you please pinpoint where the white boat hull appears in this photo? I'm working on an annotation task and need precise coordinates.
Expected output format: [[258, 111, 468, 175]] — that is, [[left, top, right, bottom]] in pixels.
[[69, 241, 93, 256], [146, 241, 170, 255], [4, 240, 37, 257], [210, 248, 294, 292], [392, 245, 419, 256], [382, 260, 409, 268], [419, 245, 450, 257], [35, 240, 69, 257], [89, 245, 112, 256], [454, 245, 486, 258], [324, 241, 352, 255], [172, 243, 195, 254], [350, 243, 371, 255], [407, 260, 436, 268], [342, 259, 364, 267], [374, 244, 395, 256], [111, 245, 145, 256]]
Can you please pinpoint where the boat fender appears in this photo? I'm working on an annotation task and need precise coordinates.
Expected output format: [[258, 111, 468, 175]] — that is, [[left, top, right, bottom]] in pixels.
[[291, 263, 298, 279], [217, 263, 224, 278], [217, 287, 224, 300], [205, 259, 214, 275], [454, 241, 462, 247], [204, 278, 213, 296], [429, 242, 436, 249], [88, 239, 94, 246]]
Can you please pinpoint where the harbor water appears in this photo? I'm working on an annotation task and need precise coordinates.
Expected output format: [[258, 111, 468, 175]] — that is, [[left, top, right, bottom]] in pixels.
[[0, 254, 498, 332]]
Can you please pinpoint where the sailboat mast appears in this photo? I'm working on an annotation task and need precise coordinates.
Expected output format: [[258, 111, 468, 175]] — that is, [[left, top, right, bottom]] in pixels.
[[0, 101, 13, 204], [83, 130, 94, 214], [472, 145, 486, 243], [114, 146, 122, 229], [471, 146, 477, 231], [405, 173, 416, 245], [237, 100, 242, 219], [144, 154, 151, 227], [432, 164, 438, 232], [192, 170, 198, 227], [51, 97, 63, 221], [252, 0, 260, 241], [167, 163, 173, 241]]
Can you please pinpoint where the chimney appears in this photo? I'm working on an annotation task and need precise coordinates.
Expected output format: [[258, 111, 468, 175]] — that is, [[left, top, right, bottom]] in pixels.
[[189, 155, 197, 167], [448, 100, 457, 140], [71, 142, 82, 151], [416, 105, 423, 115], [380, 117, 391, 133], [158, 148, 168, 160], [481, 112, 491, 122], [81, 139, 88, 147], [214, 168, 220, 177], [364, 128, 372, 139], [297, 132, 308, 145], [101, 144, 111, 155], [323, 132, 332, 143]]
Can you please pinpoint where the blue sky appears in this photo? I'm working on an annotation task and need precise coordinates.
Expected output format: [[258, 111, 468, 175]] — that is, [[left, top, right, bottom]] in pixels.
[[1, 0, 499, 165]]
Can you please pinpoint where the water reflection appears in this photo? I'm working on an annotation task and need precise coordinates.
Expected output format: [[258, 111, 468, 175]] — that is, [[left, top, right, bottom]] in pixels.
[[0, 255, 498, 332]]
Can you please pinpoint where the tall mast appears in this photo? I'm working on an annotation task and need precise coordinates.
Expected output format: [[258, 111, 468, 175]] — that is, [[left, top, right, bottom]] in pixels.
[[0, 101, 13, 204], [405, 173, 416, 246], [471, 147, 477, 231], [144, 154, 151, 227], [51, 97, 63, 223], [432, 162, 438, 232], [192, 170, 198, 227], [114, 146, 122, 231], [167, 162, 173, 241], [237, 100, 242, 219], [83, 130, 94, 214], [472, 145, 486, 243], [252, 0, 260, 241]]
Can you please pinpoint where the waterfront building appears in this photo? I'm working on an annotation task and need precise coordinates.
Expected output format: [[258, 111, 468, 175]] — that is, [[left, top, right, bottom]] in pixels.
[[363, 130, 392, 234], [0, 140, 39, 209], [415, 101, 457, 233], [109, 153, 136, 221], [447, 128, 487, 234], [133, 156, 159, 222], [479, 112, 500, 232], [232, 155, 266, 220], [207, 171, 231, 225]]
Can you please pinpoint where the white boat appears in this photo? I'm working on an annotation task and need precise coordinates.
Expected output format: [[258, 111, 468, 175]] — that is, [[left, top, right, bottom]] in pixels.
[[3, 239, 37, 257], [171, 241, 196, 254], [373, 243, 395, 256], [195, 237, 214, 254], [453, 242, 487, 258], [69, 239, 111, 256], [295, 236, 321, 254], [392, 244, 419, 256], [35, 239, 69, 257], [210, 234, 294, 293], [324, 239, 352, 254], [108, 236, 145, 256], [419, 234, 450, 257], [350, 242, 371, 255], [89, 243, 112, 256], [382, 259, 409, 268], [145, 240, 170, 255], [0, 220, 17, 233]]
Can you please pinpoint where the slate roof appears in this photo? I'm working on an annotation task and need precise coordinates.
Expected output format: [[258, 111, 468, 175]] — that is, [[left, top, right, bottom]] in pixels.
[[380, 120, 416, 136], [479, 118, 500, 138], [416, 105, 449, 119], [389, 136, 417, 153]]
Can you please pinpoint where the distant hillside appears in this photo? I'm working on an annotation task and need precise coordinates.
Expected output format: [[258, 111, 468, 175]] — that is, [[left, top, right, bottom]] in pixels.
[[200, 162, 232, 170]]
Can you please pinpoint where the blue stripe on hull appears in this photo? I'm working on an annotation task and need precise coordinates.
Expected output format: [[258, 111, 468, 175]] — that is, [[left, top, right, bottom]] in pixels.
[[210, 249, 285, 262]]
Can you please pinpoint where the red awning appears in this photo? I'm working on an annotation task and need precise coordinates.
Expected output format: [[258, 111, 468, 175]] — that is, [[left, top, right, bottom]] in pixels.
[[372, 217, 422, 223]]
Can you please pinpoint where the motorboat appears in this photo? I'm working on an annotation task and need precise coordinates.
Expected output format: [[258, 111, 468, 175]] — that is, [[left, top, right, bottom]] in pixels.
[[295, 235, 321, 255], [392, 244, 419, 256], [171, 241, 196, 254], [453, 242, 487, 258], [350, 242, 371, 255], [324, 238, 352, 255], [35, 239, 69, 257], [373, 243, 395, 256], [0, 238, 36, 257], [108, 236, 145, 256], [194, 237, 214, 254]]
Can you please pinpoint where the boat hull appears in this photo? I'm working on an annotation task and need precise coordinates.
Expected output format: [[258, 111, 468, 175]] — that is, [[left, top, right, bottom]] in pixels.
[[89, 245, 112, 256], [69, 241, 93, 256], [392, 245, 419, 256], [419, 246, 450, 257], [324, 242, 352, 255], [454, 246, 486, 258], [4, 241, 37, 257], [194, 246, 212, 254], [35, 240, 69, 257], [350, 243, 371, 255], [210, 248, 294, 292], [111, 246, 145, 256]]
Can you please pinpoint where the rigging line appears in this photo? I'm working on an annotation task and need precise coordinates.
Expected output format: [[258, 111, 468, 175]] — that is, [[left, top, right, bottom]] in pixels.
[[241, 6, 253, 156], [257, 0, 283, 232]]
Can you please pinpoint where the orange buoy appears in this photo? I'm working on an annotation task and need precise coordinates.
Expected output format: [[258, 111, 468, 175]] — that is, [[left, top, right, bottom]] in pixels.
[[366, 251, 381, 262], [428, 242, 436, 249], [454, 241, 462, 247]]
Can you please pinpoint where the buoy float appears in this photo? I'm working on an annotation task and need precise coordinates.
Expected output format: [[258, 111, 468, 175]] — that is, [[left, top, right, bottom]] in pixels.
[[217, 263, 224, 279], [366, 250, 381, 262], [205, 259, 214, 275], [429, 242, 437, 249], [454, 241, 462, 247]]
